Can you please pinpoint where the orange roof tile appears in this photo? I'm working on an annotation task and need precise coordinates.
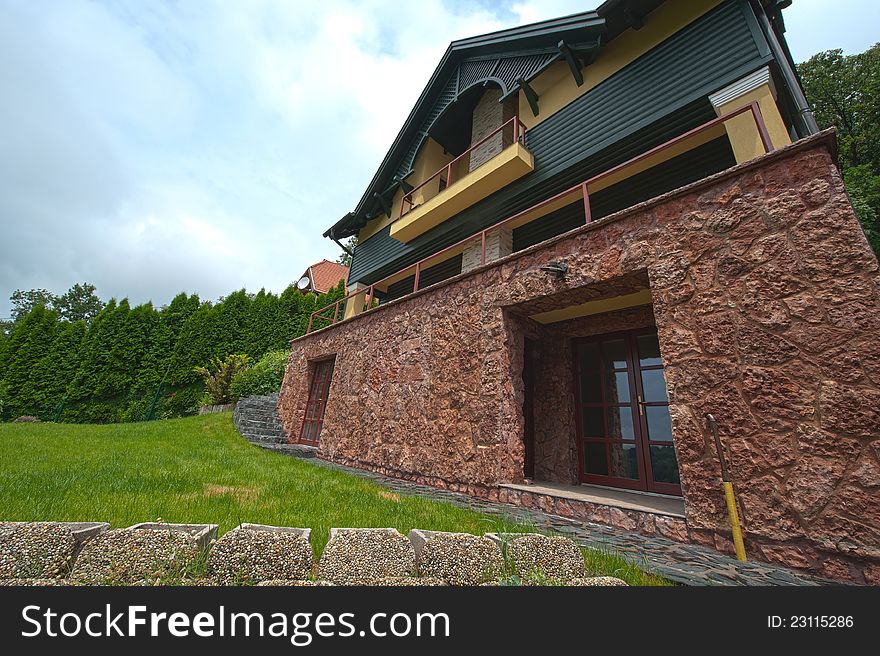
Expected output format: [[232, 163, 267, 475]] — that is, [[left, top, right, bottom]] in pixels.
[[306, 260, 349, 293]]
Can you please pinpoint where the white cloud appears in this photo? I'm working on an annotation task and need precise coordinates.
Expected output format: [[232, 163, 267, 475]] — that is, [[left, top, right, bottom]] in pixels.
[[0, 0, 874, 315]]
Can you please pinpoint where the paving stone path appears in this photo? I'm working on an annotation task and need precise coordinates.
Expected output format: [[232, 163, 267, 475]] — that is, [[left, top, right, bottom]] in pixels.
[[258, 443, 832, 586]]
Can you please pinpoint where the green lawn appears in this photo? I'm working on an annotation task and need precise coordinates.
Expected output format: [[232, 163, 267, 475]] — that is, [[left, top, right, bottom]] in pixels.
[[0, 413, 669, 585]]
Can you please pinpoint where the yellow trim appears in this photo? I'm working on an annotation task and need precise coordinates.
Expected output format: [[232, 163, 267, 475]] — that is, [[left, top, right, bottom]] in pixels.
[[530, 289, 653, 324], [520, 0, 724, 128], [390, 142, 535, 243], [717, 85, 792, 163]]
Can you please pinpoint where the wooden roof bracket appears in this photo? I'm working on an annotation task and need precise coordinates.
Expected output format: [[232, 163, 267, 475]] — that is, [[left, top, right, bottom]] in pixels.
[[518, 77, 540, 117], [558, 40, 584, 86]]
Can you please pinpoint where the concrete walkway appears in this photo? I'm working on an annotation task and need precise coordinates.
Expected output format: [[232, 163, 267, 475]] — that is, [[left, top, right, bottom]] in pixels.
[[259, 443, 831, 586]]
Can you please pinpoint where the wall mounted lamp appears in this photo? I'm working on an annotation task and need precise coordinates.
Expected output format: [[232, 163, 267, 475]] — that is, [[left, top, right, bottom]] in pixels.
[[540, 260, 568, 278]]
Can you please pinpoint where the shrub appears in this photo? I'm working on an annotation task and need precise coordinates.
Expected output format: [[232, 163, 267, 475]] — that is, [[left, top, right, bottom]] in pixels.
[[194, 354, 250, 405], [230, 350, 289, 400]]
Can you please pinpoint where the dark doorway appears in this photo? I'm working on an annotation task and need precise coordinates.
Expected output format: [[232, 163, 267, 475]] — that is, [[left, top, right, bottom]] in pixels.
[[522, 338, 537, 480], [574, 329, 681, 496], [299, 358, 335, 445]]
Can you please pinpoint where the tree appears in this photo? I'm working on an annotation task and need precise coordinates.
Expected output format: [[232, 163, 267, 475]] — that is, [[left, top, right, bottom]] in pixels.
[[28, 320, 87, 420], [9, 289, 58, 323], [798, 44, 880, 254], [335, 236, 358, 267], [55, 282, 104, 325], [0, 305, 59, 418]]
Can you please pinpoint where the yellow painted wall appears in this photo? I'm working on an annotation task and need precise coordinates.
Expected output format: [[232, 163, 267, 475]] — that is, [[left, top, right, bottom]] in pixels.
[[358, 137, 460, 243], [519, 0, 724, 128], [410, 138, 456, 205], [717, 85, 792, 163], [531, 290, 653, 324]]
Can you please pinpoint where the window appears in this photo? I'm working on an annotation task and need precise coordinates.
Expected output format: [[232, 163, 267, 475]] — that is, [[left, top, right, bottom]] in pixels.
[[574, 329, 680, 496], [299, 358, 335, 445]]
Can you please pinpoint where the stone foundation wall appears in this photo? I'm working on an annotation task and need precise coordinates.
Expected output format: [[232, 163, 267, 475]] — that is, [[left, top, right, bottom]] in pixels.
[[278, 132, 880, 581]]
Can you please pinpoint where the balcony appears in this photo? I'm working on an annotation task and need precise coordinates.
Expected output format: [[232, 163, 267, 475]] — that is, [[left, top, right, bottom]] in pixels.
[[307, 101, 775, 334], [389, 116, 534, 243]]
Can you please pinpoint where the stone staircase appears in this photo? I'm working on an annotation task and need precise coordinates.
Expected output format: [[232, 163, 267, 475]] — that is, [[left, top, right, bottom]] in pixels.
[[232, 393, 316, 458]]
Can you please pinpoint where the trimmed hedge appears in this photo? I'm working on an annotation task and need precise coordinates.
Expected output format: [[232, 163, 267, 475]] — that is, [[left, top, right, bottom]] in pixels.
[[0, 282, 345, 423]]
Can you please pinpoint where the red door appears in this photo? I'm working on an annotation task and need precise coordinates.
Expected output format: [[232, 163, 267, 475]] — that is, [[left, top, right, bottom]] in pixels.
[[299, 359, 335, 445], [574, 329, 681, 495]]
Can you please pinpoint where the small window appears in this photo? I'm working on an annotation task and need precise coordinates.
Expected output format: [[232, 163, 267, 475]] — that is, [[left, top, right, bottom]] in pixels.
[[299, 358, 335, 445]]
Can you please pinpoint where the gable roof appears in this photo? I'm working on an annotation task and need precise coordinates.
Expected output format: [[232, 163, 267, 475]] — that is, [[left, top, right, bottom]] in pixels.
[[325, 0, 668, 241], [302, 260, 349, 294]]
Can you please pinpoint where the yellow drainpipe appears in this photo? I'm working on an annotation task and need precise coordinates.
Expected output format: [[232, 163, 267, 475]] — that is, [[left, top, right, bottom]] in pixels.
[[706, 413, 747, 561]]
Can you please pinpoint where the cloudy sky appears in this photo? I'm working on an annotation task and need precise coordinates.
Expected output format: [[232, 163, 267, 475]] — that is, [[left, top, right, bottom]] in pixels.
[[0, 0, 876, 316]]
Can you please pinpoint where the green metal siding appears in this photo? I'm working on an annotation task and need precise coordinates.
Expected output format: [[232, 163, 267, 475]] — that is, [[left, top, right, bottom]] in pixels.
[[511, 135, 736, 251], [349, 0, 771, 285], [383, 253, 464, 302]]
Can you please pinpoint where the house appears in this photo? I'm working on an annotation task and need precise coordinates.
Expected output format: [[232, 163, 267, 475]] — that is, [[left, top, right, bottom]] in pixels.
[[278, 0, 880, 583], [295, 260, 349, 295]]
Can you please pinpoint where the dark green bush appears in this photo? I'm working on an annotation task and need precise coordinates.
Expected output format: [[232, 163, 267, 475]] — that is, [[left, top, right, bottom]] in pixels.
[[230, 349, 290, 399], [0, 280, 346, 423], [195, 354, 250, 405]]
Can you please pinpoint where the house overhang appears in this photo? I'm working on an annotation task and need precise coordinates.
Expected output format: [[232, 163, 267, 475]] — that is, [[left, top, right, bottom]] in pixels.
[[389, 142, 535, 243], [321, 2, 665, 242]]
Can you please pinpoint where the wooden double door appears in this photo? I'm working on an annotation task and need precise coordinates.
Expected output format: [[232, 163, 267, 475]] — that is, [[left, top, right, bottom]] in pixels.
[[574, 328, 681, 496]]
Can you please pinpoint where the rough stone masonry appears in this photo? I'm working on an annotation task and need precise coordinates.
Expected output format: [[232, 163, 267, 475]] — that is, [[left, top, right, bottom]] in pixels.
[[278, 131, 880, 583]]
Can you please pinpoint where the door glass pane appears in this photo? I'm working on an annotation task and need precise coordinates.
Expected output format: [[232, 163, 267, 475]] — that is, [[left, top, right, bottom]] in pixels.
[[609, 443, 639, 479], [581, 406, 604, 438], [578, 342, 600, 371], [637, 334, 663, 367], [641, 368, 669, 402], [584, 442, 608, 476], [650, 445, 680, 484], [605, 406, 634, 440], [606, 371, 630, 403], [646, 406, 673, 442], [580, 370, 602, 404], [601, 339, 628, 369]]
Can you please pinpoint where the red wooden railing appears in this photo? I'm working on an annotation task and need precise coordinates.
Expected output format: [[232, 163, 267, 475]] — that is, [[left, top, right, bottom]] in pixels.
[[307, 101, 773, 334], [399, 115, 526, 219]]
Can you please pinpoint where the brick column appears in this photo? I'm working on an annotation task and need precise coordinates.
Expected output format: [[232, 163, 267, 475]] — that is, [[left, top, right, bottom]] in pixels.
[[461, 227, 513, 273], [469, 88, 517, 173]]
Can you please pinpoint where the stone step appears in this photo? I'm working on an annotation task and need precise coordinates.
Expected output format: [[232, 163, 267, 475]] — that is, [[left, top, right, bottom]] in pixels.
[[236, 417, 283, 429], [235, 407, 276, 415], [235, 400, 278, 409], [233, 394, 289, 447], [255, 442, 317, 458], [238, 427, 285, 438], [241, 435, 287, 445]]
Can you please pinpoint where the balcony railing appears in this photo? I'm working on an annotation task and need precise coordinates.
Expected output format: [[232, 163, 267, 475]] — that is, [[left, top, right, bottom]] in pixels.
[[307, 101, 773, 334], [399, 115, 527, 219]]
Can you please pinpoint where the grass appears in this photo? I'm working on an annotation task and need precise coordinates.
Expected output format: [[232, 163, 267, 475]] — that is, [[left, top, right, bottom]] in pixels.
[[0, 413, 670, 586]]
